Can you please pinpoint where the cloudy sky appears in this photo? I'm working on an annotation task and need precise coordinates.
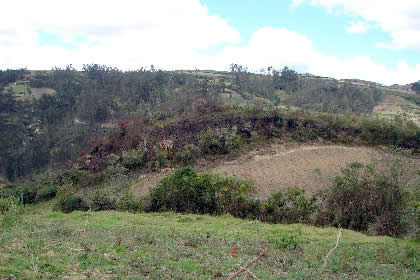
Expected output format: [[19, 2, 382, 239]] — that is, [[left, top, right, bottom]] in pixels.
[[1, 0, 419, 85]]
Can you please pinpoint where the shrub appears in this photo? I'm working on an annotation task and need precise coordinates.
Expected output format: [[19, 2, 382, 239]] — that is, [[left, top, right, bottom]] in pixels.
[[317, 163, 409, 236], [121, 149, 145, 169], [261, 188, 317, 224], [35, 184, 58, 202], [174, 144, 200, 165], [267, 232, 305, 250], [0, 183, 37, 205], [0, 196, 14, 214], [0, 196, 22, 229], [86, 189, 117, 211], [104, 164, 129, 179], [117, 191, 143, 212], [155, 150, 169, 167], [55, 184, 88, 213], [57, 194, 88, 213], [146, 166, 255, 215], [199, 128, 240, 155]]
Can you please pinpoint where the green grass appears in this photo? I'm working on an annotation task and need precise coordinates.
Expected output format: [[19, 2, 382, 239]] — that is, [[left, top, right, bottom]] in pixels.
[[1, 202, 419, 279]]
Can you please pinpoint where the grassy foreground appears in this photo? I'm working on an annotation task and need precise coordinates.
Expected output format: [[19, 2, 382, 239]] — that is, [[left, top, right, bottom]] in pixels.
[[1, 202, 419, 279]]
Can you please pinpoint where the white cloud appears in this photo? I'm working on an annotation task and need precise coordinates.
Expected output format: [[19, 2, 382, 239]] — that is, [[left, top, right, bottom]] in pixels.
[[0, 0, 240, 70], [1, 0, 419, 85], [347, 21, 371, 33], [293, 0, 420, 50]]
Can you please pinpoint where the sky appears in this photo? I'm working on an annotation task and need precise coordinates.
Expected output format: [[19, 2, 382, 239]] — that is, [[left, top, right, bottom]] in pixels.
[[1, 0, 419, 85]]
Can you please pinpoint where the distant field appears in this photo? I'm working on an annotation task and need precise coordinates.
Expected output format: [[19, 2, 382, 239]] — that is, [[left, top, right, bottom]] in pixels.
[[374, 94, 420, 125], [2, 82, 56, 101], [30, 87, 56, 99]]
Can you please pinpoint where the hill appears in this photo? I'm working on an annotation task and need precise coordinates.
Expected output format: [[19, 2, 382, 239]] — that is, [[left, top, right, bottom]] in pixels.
[[1, 65, 418, 181], [1, 65, 419, 279]]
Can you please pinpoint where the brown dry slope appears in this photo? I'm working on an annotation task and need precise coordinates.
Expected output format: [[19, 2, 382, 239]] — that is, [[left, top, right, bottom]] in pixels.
[[130, 143, 419, 198], [209, 144, 386, 196]]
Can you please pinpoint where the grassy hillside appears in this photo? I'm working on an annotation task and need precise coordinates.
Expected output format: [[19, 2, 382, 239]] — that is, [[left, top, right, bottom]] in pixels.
[[1, 203, 418, 279], [1, 66, 419, 279]]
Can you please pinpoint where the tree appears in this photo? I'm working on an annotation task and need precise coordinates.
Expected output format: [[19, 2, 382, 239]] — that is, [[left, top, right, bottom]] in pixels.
[[411, 81, 420, 94]]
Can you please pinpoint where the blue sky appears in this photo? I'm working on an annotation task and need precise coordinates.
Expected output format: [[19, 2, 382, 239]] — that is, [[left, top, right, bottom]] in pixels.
[[202, 0, 418, 71], [1, 0, 419, 85]]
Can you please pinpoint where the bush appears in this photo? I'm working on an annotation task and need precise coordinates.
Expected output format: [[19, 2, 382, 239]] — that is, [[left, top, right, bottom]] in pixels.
[[199, 128, 240, 155], [104, 164, 129, 179], [121, 149, 145, 169], [86, 189, 117, 211], [0, 196, 22, 229], [155, 150, 169, 167], [117, 191, 143, 212], [261, 188, 317, 224], [174, 144, 200, 165], [146, 166, 255, 215], [57, 194, 89, 213], [55, 184, 88, 213], [317, 163, 409, 236], [35, 184, 58, 202], [0, 183, 37, 205]]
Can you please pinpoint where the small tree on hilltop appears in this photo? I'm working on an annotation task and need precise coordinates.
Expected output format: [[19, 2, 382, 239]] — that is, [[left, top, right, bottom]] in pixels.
[[411, 81, 420, 94]]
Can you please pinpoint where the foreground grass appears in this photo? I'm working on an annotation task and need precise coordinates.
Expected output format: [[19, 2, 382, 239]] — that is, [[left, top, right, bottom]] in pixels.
[[1, 203, 419, 279]]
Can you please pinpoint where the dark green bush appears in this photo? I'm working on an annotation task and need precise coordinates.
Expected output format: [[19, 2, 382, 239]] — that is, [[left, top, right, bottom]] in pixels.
[[146, 166, 255, 215], [261, 188, 317, 224], [0, 196, 22, 229], [35, 184, 58, 202], [174, 144, 199, 165], [104, 164, 129, 179], [86, 189, 117, 211], [317, 163, 409, 236], [56, 194, 88, 213], [0, 183, 37, 205], [117, 191, 143, 212], [155, 150, 169, 167], [55, 184, 85, 213], [199, 128, 240, 155], [121, 149, 145, 169], [0, 196, 14, 214]]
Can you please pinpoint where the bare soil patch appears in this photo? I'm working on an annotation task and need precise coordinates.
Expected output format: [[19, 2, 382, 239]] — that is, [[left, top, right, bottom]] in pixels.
[[209, 144, 386, 196], [130, 143, 419, 198]]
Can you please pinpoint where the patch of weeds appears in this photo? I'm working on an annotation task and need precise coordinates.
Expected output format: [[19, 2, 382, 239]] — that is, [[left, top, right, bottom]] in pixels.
[[0, 197, 22, 229], [267, 232, 306, 250], [313, 168, 322, 176]]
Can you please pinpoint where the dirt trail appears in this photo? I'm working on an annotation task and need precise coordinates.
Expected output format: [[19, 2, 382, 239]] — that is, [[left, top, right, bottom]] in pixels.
[[209, 144, 385, 196]]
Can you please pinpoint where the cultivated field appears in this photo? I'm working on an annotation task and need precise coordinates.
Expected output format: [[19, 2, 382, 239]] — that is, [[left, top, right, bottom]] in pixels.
[[374, 94, 420, 126]]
